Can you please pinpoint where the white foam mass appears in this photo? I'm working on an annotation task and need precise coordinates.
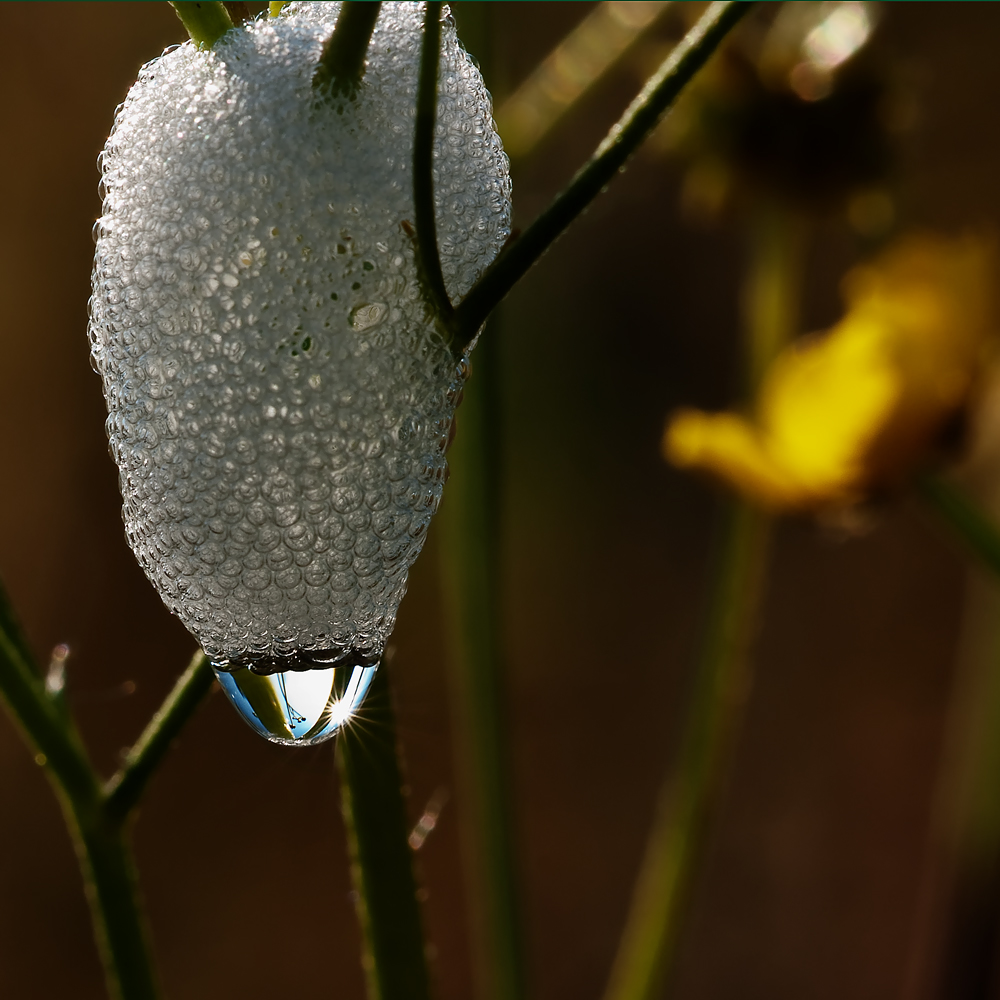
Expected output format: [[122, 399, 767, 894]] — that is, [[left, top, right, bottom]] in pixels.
[[89, 2, 511, 672]]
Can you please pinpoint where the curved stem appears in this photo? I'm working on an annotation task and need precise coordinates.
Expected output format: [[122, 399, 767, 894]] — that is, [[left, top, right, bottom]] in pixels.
[[413, 1, 456, 339], [104, 652, 215, 823], [337, 664, 433, 1000], [454, 0, 753, 349], [169, 1, 234, 49], [314, 2, 382, 95]]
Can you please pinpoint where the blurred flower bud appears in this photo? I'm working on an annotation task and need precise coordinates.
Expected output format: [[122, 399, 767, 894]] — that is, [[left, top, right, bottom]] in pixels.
[[665, 233, 998, 511]]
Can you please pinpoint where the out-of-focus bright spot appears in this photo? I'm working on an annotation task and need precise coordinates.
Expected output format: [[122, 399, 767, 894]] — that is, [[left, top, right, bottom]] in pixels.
[[408, 787, 449, 851], [496, 1, 671, 161], [790, 2, 874, 101], [802, 2, 872, 71], [665, 234, 998, 511]]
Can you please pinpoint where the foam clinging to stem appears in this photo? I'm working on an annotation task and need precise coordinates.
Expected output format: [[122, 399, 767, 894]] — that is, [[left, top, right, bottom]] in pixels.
[[89, 2, 511, 672]]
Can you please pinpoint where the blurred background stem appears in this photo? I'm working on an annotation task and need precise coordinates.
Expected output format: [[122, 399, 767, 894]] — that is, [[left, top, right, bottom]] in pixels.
[[603, 206, 803, 1000], [438, 312, 525, 1000], [912, 475, 1000, 998], [438, 7, 526, 999]]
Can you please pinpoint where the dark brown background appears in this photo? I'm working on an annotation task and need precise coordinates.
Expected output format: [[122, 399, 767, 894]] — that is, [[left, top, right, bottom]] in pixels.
[[0, 2, 997, 998]]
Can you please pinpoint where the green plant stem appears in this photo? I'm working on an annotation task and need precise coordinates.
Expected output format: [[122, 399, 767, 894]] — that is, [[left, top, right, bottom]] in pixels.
[[338, 664, 433, 1000], [169, 1, 234, 49], [314, 2, 382, 94], [104, 652, 214, 822], [453, 0, 753, 349], [438, 316, 525, 1000], [0, 574, 216, 999], [603, 500, 770, 1000], [69, 806, 161, 1000], [413, 1, 456, 339], [603, 205, 798, 1000], [919, 474, 1000, 579], [0, 582, 99, 814]]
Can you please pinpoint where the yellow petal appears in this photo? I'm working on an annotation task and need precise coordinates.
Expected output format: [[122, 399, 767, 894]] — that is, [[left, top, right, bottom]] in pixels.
[[665, 409, 816, 508], [663, 233, 998, 511]]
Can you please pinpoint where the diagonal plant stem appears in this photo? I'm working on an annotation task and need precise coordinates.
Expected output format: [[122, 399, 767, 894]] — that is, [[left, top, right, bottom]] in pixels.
[[169, 1, 234, 49], [0, 601, 159, 999], [104, 652, 215, 822], [453, 0, 753, 350], [337, 663, 433, 1000], [314, 1, 383, 94], [413, 0, 456, 338], [603, 204, 799, 1000], [0, 573, 216, 1000], [602, 500, 770, 1000]]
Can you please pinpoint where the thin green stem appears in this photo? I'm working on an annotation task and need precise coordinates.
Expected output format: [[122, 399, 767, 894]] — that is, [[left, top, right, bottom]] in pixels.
[[70, 808, 161, 1000], [0, 599, 162, 998], [169, 1, 235, 49], [0, 576, 217, 998], [438, 316, 525, 1000], [919, 474, 1000, 580], [453, 0, 754, 349], [413, 1, 456, 341], [603, 205, 797, 1000], [337, 664, 433, 1000], [314, 2, 382, 95], [603, 501, 770, 1000], [0, 590, 99, 812], [104, 651, 215, 822]]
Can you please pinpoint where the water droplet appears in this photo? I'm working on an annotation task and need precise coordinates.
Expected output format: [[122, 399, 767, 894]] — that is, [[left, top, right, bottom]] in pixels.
[[214, 659, 378, 746]]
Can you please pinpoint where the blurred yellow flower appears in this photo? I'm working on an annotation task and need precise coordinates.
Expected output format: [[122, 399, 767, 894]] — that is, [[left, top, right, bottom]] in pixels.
[[665, 234, 998, 510]]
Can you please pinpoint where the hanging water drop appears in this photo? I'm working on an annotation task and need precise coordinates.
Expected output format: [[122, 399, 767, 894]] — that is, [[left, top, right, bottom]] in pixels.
[[214, 661, 378, 745]]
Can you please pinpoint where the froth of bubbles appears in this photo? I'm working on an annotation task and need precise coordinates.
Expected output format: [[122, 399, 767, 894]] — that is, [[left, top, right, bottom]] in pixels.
[[214, 661, 377, 745], [89, 2, 511, 678]]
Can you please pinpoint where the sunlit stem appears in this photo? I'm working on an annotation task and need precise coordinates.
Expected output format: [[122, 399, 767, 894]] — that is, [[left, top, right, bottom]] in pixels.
[[603, 207, 799, 1000], [413, 0, 457, 343], [439, 315, 526, 1000], [337, 664, 433, 1000], [169, 1, 234, 49], [453, 0, 754, 350], [313, 2, 382, 95]]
